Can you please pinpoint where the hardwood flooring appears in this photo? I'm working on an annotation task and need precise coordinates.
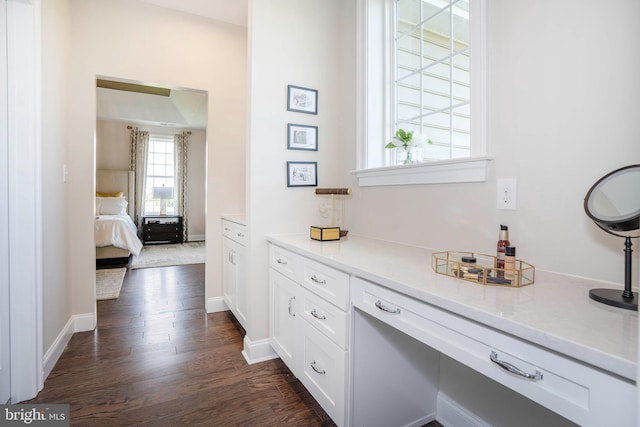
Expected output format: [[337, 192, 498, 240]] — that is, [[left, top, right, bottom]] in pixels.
[[28, 264, 335, 426], [28, 263, 443, 426]]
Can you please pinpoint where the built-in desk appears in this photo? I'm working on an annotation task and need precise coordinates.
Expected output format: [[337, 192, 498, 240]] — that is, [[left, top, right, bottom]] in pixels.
[[267, 233, 637, 427]]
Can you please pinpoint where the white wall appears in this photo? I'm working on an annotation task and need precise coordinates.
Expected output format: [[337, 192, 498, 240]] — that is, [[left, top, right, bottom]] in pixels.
[[67, 0, 246, 323], [349, 0, 640, 286], [186, 129, 207, 240], [41, 0, 71, 364], [246, 0, 638, 424], [245, 0, 356, 343], [95, 120, 207, 239], [346, 1, 640, 424]]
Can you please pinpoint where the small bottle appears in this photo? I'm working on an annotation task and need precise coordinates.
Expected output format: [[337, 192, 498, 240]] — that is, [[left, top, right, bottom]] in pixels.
[[496, 225, 510, 277], [504, 246, 516, 282]]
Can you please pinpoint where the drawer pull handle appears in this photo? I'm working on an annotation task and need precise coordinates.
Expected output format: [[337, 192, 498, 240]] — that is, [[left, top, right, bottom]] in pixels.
[[310, 309, 326, 320], [375, 300, 401, 314], [288, 296, 295, 317], [237, 232, 245, 237], [276, 258, 288, 265], [310, 360, 326, 375], [224, 227, 231, 232], [490, 351, 543, 381], [310, 275, 326, 285]]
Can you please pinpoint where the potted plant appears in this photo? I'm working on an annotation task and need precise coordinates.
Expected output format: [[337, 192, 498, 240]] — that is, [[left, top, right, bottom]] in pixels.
[[385, 129, 431, 164]]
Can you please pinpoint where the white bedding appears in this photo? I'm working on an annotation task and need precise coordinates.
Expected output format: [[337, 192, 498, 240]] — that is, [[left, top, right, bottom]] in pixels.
[[95, 214, 142, 257]]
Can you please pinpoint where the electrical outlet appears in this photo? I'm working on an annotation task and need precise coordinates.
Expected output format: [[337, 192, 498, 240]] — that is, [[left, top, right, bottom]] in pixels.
[[497, 178, 517, 210]]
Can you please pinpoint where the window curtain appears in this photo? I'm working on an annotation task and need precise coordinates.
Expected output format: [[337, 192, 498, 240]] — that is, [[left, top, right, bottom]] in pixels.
[[130, 128, 149, 235], [174, 131, 189, 242]]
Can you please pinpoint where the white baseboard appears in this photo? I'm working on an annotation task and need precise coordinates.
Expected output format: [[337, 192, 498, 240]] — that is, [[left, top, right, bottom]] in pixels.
[[42, 312, 95, 380], [73, 313, 96, 333], [188, 234, 205, 242], [437, 392, 490, 427], [42, 317, 74, 379], [241, 336, 278, 365], [207, 296, 228, 313]]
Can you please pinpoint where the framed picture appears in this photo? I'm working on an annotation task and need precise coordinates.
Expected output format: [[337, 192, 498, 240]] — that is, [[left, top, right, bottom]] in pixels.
[[287, 124, 318, 151], [287, 161, 318, 187], [287, 85, 318, 115]]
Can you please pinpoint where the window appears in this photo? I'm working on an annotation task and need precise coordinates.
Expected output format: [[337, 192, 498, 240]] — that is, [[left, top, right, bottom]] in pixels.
[[396, 0, 470, 161], [354, 0, 490, 186], [144, 134, 175, 215]]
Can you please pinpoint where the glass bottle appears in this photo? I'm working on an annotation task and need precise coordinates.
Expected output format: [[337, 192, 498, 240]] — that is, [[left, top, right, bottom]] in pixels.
[[496, 225, 510, 277], [504, 246, 516, 283]]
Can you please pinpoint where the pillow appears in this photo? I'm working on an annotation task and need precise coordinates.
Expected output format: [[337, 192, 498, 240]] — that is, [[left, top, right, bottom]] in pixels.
[[96, 191, 124, 198], [96, 196, 128, 215]]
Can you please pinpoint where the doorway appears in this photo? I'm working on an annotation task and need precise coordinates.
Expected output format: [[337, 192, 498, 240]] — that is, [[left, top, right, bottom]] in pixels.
[[2, 0, 43, 404], [94, 78, 208, 307]]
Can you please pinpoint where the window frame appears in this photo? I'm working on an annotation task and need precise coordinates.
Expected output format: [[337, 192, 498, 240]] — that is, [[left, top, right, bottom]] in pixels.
[[353, 0, 491, 186], [144, 134, 177, 215]]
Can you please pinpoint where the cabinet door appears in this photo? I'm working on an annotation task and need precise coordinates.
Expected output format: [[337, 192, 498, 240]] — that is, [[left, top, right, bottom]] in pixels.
[[222, 237, 237, 311], [269, 269, 299, 371], [234, 243, 249, 331]]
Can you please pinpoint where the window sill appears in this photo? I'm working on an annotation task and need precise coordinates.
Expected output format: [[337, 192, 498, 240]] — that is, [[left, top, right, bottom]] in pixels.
[[352, 156, 494, 187]]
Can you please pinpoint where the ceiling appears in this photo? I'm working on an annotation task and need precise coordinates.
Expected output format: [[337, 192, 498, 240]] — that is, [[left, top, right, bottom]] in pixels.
[[138, 0, 248, 27], [96, 1, 248, 130], [96, 82, 209, 129]]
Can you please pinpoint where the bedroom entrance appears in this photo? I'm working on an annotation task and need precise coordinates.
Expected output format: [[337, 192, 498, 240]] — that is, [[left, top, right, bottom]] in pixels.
[[94, 77, 208, 305]]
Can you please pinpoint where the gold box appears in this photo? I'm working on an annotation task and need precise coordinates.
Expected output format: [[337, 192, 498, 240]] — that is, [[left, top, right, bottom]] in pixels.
[[310, 226, 341, 241]]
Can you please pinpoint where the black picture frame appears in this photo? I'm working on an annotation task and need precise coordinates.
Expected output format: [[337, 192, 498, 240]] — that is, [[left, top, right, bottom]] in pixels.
[[287, 85, 318, 115], [287, 161, 318, 187], [287, 124, 318, 151]]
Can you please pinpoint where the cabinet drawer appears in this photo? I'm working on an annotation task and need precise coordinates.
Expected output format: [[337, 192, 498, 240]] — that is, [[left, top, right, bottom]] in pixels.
[[300, 287, 349, 350], [222, 219, 247, 245], [145, 225, 181, 233], [351, 277, 635, 427], [269, 245, 300, 281], [144, 230, 181, 239], [300, 257, 349, 310], [298, 317, 347, 427]]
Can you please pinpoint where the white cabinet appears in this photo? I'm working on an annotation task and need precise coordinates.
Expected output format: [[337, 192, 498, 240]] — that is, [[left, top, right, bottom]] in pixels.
[[222, 218, 248, 330], [269, 269, 298, 368], [297, 314, 348, 424], [268, 234, 637, 427], [268, 244, 350, 427], [351, 277, 636, 427]]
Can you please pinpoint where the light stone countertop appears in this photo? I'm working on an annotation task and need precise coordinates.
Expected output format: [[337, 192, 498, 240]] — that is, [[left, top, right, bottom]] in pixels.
[[221, 214, 247, 226], [266, 233, 638, 381]]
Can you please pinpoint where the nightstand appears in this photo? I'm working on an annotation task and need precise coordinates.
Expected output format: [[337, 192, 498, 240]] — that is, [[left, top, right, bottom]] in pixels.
[[142, 216, 184, 244]]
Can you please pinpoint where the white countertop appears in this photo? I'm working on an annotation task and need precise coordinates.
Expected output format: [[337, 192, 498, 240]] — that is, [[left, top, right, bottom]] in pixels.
[[266, 233, 638, 381], [221, 214, 247, 226]]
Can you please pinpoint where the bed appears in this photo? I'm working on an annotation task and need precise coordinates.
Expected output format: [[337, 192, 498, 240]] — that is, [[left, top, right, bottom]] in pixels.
[[95, 170, 142, 263]]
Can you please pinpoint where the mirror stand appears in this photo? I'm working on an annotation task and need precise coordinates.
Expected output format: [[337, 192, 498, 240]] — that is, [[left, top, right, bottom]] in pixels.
[[588, 234, 637, 311], [584, 164, 640, 312]]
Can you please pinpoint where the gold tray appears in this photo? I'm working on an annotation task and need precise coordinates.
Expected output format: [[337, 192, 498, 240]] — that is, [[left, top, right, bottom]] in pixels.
[[432, 251, 535, 287]]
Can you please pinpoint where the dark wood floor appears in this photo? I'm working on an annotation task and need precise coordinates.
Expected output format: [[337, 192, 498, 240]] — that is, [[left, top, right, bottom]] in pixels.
[[27, 264, 336, 426]]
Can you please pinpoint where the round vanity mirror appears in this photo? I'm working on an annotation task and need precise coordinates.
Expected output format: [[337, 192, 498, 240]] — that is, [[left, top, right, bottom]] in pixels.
[[584, 164, 640, 311], [585, 165, 640, 232]]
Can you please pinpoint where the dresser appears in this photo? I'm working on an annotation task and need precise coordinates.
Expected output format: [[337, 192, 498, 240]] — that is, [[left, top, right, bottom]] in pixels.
[[267, 234, 637, 427], [142, 216, 183, 244]]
